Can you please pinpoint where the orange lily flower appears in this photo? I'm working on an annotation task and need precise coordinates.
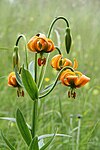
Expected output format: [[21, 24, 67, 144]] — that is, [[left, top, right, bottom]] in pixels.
[[51, 54, 72, 70], [27, 33, 55, 53], [8, 72, 24, 97], [8, 72, 18, 87], [60, 70, 90, 98]]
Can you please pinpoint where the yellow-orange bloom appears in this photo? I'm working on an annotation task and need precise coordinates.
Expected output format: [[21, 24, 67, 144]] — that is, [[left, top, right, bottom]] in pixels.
[[8, 72, 18, 87], [51, 54, 72, 70], [60, 70, 90, 88], [60, 70, 90, 98], [27, 33, 55, 53]]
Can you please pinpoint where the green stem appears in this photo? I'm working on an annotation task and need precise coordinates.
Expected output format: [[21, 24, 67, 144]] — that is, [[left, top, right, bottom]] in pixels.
[[31, 99, 38, 138], [47, 16, 69, 38], [15, 34, 28, 69], [34, 53, 37, 83], [69, 114, 74, 150], [39, 66, 74, 99], [76, 115, 81, 150], [55, 46, 62, 54], [38, 65, 44, 90], [31, 53, 38, 138], [38, 16, 69, 91]]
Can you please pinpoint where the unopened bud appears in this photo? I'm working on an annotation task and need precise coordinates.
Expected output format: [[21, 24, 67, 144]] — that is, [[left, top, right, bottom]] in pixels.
[[65, 27, 72, 54], [12, 46, 20, 70]]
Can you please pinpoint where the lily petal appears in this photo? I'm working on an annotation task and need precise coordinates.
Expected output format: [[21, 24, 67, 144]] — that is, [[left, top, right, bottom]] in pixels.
[[73, 58, 78, 70], [75, 75, 90, 88], [51, 54, 62, 69]]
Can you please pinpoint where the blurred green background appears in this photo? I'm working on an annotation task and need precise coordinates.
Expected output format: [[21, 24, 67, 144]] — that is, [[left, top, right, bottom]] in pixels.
[[0, 0, 100, 149]]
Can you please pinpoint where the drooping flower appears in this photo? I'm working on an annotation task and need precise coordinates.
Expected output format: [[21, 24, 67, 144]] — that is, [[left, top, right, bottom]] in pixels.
[[8, 72, 18, 87], [8, 72, 24, 97], [27, 33, 55, 53], [51, 54, 72, 70], [59, 70, 90, 98]]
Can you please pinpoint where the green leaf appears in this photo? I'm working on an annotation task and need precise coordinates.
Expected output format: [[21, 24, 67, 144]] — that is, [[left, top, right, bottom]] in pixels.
[[21, 66, 38, 100], [15, 66, 23, 87], [16, 109, 32, 146], [0, 117, 16, 122], [38, 139, 44, 149], [1, 132, 15, 150], [40, 134, 55, 150], [29, 136, 39, 150], [28, 61, 35, 78], [0, 117, 31, 130], [38, 133, 71, 140], [40, 81, 61, 94]]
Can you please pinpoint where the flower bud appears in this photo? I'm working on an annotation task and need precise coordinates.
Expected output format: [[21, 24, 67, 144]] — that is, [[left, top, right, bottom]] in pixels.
[[65, 27, 72, 54], [12, 46, 20, 70]]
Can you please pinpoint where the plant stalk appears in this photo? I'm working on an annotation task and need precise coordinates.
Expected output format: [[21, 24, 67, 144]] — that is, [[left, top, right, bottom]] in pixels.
[[38, 16, 70, 91], [31, 99, 38, 138], [31, 53, 38, 138], [76, 116, 81, 150], [15, 34, 28, 69]]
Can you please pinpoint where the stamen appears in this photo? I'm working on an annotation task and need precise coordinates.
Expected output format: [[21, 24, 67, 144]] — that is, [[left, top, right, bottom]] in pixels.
[[68, 90, 70, 98], [38, 57, 46, 66], [70, 89, 76, 99], [22, 90, 24, 97]]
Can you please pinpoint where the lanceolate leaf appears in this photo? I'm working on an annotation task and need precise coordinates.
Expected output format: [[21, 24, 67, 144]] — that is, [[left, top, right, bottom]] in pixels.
[[15, 67, 23, 87], [40, 81, 61, 94], [21, 66, 38, 100], [16, 109, 32, 146], [1, 132, 15, 150], [40, 134, 55, 150], [0, 117, 31, 130], [28, 61, 35, 78], [29, 136, 39, 150], [0, 117, 16, 122], [38, 133, 71, 140]]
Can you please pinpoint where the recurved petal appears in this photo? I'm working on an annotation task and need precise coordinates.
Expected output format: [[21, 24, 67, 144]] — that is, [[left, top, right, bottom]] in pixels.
[[38, 33, 46, 38], [73, 58, 78, 70], [8, 72, 18, 87], [66, 75, 78, 86], [60, 69, 75, 81], [51, 54, 62, 69], [36, 38, 48, 52], [63, 58, 72, 67], [46, 39, 55, 52], [27, 36, 37, 52], [75, 75, 90, 88]]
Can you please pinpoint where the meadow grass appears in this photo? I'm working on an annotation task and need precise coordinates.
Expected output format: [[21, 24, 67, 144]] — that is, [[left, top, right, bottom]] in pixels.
[[0, 0, 100, 149]]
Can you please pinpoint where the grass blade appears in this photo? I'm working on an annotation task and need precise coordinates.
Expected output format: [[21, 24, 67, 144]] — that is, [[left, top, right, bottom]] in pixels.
[[40, 134, 55, 150], [1, 132, 15, 150]]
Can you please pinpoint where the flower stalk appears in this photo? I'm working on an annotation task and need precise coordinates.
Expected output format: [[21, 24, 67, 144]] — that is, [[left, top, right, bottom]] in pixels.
[[31, 99, 38, 138], [47, 16, 69, 38], [38, 16, 70, 91], [31, 53, 38, 138], [76, 115, 82, 150], [39, 66, 74, 99], [15, 34, 28, 69]]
